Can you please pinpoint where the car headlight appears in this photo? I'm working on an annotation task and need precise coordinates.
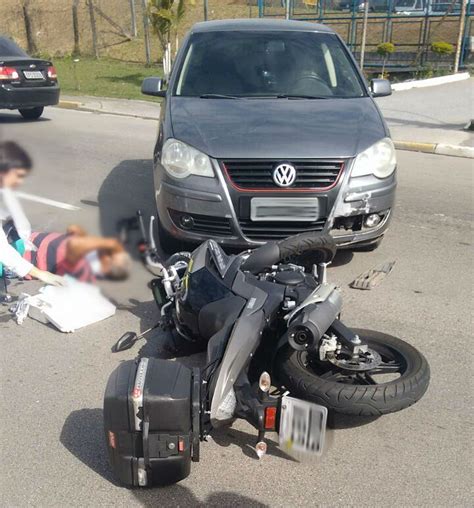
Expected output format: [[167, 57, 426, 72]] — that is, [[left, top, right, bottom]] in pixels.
[[161, 138, 214, 179], [351, 138, 397, 179]]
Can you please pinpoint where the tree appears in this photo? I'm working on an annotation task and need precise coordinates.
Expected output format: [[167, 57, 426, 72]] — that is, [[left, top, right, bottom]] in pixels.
[[147, 0, 188, 55], [376, 42, 395, 78], [21, 0, 38, 55]]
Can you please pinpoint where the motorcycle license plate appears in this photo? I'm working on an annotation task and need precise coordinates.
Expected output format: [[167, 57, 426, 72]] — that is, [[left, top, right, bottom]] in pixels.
[[279, 395, 327, 456], [23, 70, 44, 80]]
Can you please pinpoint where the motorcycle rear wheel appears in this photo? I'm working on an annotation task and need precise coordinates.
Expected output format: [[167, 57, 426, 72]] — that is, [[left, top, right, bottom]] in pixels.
[[276, 329, 430, 416]]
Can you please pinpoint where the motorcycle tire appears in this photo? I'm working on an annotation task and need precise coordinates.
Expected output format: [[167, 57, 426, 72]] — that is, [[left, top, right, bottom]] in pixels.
[[278, 232, 336, 267], [276, 329, 430, 416]]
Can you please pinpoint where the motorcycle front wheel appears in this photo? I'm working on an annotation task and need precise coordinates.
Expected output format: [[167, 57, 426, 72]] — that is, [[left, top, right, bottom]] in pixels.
[[276, 329, 430, 416]]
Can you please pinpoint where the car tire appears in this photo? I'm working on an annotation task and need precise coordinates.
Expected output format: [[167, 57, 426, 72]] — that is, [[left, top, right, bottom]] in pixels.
[[19, 107, 44, 120]]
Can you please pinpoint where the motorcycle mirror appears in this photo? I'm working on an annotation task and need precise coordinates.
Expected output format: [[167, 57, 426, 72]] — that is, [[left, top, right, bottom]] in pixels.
[[112, 331, 138, 353]]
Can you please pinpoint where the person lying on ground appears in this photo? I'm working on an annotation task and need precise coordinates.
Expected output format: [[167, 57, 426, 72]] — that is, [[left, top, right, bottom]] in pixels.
[[0, 141, 64, 286], [22, 224, 132, 283]]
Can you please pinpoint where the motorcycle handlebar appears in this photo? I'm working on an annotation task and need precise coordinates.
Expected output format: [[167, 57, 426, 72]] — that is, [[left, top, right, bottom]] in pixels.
[[240, 232, 337, 275]]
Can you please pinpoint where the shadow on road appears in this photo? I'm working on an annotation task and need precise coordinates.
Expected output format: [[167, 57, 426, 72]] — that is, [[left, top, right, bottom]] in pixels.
[[211, 426, 297, 463], [0, 112, 51, 123], [132, 487, 269, 507], [60, 409, 268, 506], [327, 412, 380, 429], [97, 158, 155, 237], [60, 408, 118, 486]]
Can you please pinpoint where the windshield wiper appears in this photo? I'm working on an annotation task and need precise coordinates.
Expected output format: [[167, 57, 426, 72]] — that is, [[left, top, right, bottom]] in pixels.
[[199, 94, 241, 99], [277, 94, 330, 100]]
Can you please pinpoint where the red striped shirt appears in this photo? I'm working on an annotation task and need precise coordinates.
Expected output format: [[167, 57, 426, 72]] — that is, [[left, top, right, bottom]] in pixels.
[[23, 232, 96, 283]]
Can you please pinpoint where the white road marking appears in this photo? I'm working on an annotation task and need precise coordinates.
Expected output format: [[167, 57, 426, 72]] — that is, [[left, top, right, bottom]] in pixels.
[[16, 191, 81, 211]]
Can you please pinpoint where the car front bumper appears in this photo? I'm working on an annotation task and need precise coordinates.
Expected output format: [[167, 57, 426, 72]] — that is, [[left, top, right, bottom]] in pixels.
[[0, 83, 60, 109], [155, 158, 396, 249]]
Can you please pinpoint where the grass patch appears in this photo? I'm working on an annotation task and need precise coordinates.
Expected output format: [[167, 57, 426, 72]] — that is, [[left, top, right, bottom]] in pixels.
[[54, 57, 163, 101]]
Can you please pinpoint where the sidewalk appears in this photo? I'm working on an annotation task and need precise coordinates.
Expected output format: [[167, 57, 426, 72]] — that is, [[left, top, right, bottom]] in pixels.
[[375, 77, 473, 157], [58, 79, 474, 158], [59, 95, 161, 120]]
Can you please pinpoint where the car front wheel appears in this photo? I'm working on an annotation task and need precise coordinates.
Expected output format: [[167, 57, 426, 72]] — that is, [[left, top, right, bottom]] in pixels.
[[19, 107, 44, 120]]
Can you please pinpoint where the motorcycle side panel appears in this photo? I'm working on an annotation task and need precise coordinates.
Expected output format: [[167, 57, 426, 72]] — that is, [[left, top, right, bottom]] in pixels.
[[210, 308, 266, 426]]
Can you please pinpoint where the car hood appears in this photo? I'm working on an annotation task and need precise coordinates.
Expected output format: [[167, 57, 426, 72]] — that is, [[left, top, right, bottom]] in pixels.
[[169, 97, 387, 159]]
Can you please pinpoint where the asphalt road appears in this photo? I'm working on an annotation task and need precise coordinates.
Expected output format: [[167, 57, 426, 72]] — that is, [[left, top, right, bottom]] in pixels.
[[0, 107, 473, 507]]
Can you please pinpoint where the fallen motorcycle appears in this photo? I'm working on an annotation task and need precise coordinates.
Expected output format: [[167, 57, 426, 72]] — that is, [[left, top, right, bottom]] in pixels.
[[104, 232, 430, 487]]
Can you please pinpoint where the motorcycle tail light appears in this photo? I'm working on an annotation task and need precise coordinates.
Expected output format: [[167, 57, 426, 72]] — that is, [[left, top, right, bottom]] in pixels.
[[264, 406, 277, 430]]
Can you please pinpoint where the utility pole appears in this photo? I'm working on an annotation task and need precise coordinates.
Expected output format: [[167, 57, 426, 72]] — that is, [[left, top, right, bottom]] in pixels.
[[130, 0, 137, 37], [204, 0, 208, 21], [285, 0, 291, 20], [454, 0, 467, 73], [87, 0, 99, 59], [141, 0, 151, 65], [359, 0, 370, 69]]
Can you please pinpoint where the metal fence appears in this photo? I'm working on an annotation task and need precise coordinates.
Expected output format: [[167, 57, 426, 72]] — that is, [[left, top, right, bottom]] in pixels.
[[1, 0, 471, 69], [258, 0, 473, 69]]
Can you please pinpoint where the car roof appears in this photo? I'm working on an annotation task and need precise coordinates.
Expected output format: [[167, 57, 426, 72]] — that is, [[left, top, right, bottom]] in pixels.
[[191, 19, 334, 34]]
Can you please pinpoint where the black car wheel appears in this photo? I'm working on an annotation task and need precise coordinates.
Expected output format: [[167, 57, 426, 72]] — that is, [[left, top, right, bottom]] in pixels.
[[19, 107, 44, 120]]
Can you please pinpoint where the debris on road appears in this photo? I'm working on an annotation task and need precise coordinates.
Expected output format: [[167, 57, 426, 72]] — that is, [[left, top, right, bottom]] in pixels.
[[350, 261, 396, 290], [11, 277, 116, 332]]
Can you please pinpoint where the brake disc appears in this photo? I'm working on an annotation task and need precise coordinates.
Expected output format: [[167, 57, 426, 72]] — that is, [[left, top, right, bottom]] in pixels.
[[327, 348, 382, 372]]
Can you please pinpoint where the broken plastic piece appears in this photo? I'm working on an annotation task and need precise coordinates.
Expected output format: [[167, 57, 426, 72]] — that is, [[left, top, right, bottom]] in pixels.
[[350, 261, 395, 290]]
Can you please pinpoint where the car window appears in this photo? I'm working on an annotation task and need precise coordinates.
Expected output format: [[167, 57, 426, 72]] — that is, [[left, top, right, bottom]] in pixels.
[[0, 37, 28, 57], [174, 31, 366, 99]]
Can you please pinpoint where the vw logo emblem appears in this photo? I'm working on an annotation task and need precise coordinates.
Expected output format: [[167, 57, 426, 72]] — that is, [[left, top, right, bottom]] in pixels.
[[273, 163, 297, 187], [29, 64, 36, 69]]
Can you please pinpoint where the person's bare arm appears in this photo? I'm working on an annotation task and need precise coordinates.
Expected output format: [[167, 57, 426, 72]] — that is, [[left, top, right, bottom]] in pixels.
[[67, 224, 88, 236], [66, 236, 124, 265]]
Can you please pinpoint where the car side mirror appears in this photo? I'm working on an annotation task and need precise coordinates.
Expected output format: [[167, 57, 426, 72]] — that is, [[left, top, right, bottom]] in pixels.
[[142, 77, 166, 97], [370, 78, 392, 97]]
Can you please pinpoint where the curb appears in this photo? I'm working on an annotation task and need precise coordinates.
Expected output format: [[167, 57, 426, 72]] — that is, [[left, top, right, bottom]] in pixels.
[[394, 140, 474, 158], [392, 72, 470, 91], [56, 100, 157, 120], [57, 100, 81, 110]]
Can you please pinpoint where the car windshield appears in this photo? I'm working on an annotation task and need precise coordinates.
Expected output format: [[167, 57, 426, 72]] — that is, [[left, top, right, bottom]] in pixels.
[[174, 31, 366, 99], [0, 37, 28, 57]]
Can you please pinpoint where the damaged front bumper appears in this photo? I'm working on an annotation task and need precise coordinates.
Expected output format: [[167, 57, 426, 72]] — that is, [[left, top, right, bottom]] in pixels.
[[155, 158, 396, 249], [329, 171, 396, 247]]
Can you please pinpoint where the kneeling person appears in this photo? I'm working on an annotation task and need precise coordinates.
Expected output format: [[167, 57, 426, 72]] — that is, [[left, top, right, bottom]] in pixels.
[[24, 225, 131, 283]]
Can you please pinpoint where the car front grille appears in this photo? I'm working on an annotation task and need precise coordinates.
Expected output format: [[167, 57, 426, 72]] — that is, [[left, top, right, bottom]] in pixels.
[[169, 209, 233, 237], [239, 218, 327, 241], [221, 159, 344, 191]]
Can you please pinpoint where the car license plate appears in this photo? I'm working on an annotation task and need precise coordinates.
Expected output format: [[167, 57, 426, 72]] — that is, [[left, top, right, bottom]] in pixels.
[[279, 395, 327, 456], [23, 70, 44, 80], [250, 197, 319, 222]]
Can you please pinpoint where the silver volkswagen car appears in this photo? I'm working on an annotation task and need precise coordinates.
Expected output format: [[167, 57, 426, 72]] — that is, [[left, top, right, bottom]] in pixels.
[[142, 19, 396, 251]]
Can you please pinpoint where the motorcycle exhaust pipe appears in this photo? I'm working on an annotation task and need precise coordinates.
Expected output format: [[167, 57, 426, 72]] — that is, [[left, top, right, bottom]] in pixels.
[[288, 290, 342, 351]]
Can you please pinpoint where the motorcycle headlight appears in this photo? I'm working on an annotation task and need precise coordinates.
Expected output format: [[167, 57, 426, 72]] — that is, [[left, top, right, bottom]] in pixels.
[[351, 138, 397, 179], [161, 138, 214, 179]]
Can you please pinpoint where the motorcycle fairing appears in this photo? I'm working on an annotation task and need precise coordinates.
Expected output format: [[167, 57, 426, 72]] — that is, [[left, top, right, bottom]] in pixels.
[[209, 272, 269, 426]]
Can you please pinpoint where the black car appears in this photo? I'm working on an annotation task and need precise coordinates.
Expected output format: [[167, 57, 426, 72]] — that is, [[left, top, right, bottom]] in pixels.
[[0, 36, 60, 120]]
